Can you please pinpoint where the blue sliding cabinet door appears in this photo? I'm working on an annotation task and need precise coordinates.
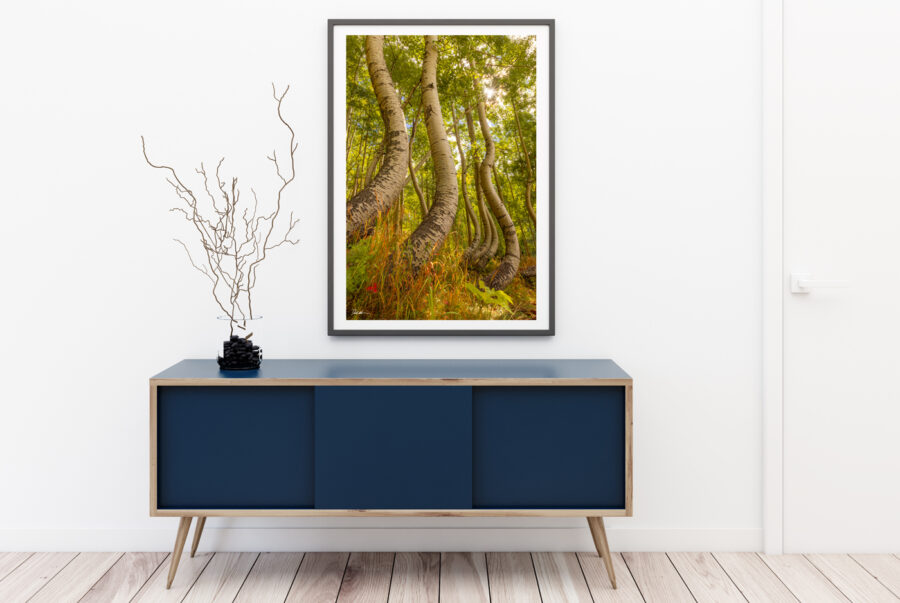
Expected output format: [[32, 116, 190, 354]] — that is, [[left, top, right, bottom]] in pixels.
[[157, 386, 315, 509], [315, 386, 473, 509], [473, 386, 626, 508]]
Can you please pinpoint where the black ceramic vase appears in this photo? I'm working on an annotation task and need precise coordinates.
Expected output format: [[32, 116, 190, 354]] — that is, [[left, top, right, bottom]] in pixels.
[[217, 335, 262, 370]]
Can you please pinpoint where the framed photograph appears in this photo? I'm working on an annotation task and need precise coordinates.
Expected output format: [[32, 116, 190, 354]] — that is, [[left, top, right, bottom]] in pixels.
[[328, 19, 554, 335]]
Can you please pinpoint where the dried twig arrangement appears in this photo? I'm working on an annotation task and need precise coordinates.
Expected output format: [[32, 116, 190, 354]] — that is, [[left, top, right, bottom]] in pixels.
[[142, 85, 298, 336]]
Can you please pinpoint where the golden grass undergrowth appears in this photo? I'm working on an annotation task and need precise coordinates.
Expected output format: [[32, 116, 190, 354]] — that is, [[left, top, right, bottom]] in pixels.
[[346, 218, 536, 321]]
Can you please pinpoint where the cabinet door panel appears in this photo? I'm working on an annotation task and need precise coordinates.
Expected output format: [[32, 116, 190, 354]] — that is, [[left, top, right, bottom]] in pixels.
[[315, 386, 472, 509], [156, 386, 314, 509], [473, 386, 625, 508]]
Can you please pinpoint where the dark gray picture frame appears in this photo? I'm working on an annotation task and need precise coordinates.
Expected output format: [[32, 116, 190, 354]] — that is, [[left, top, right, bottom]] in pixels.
[[328, 19, 555, 336]]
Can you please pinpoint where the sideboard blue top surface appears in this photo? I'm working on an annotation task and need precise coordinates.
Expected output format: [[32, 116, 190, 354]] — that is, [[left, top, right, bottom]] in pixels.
[[152, 359, 631, 381]]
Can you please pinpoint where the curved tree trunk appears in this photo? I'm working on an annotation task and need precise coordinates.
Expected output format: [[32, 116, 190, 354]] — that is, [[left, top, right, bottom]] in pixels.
[[488, 200, 503, 257], [409, 156, 427, 217], [452, 104, 479, 249], [471, 163, 492, 265], [477, 101, 520, 289], [464, 108, 491, 265], [400, 35, 459, 273], [525, 180, 535, 223], [492, 165, 508, 208], [474, 167, 498, 269], [478, 175, 498, 268], [346, 35, 409, 242]]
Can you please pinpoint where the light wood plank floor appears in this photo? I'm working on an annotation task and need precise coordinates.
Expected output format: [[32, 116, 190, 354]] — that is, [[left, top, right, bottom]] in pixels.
[[0, 551, 897, 602]]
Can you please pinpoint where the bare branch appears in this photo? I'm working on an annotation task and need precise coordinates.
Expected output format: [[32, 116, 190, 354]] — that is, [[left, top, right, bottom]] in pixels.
[[174, 238, 214, 283], [142, 86, 299, 333]]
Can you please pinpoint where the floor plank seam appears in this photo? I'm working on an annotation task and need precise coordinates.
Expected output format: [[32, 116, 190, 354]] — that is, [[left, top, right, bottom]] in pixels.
[[709, 553, 750, 603], [664, 553, 699, 603], [620, 553, 646, 602], [281, 552, 305, 603], [530, 553, 545, 603], [281, 552, 306, 603], [756, 552, 803, 601], [185, 551, 215, 600], [231, 552, 261, 603], [572, 551, 594, 603], [801, 554, 853, 602], [383, 552, 397, 603], [436, 553, 442, 603], [74, 552, 125, 603], [0, 553, 34, 585], [24, 552, 82, 603], [849, 554, 900, 599], [136, 553, 171, 603], [334, 552, 351, 603], [621, 554, 647, 603], [7, 552, 899, 602]]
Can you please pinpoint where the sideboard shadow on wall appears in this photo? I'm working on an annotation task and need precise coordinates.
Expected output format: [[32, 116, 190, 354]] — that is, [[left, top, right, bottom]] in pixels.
[[150, 359, 632, 589]]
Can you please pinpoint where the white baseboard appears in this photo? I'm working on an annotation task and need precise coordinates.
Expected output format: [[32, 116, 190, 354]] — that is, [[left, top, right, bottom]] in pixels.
[[0, 527, 762, 553]]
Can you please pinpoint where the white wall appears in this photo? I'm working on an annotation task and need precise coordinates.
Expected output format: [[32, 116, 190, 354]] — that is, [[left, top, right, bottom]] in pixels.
[[0, 0, 762, 551]]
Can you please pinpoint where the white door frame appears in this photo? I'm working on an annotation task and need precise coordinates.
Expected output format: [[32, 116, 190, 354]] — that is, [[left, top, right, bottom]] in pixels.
[[762, 0, 784, 555]]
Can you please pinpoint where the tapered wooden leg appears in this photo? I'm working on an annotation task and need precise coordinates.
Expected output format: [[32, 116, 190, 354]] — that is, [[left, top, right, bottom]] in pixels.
[[166, 517, 192, 589], [190, 517, 206, 558], [587, 517, 617, 589]]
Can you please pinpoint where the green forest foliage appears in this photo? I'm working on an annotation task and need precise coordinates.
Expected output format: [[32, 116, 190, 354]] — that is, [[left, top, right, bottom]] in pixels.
[[345, 35, 537, 321]]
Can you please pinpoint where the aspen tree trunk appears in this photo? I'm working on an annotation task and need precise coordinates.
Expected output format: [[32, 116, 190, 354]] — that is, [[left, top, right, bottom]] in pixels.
[[346, 124, 356, 166], [524, 181, 535, 223], [465, 108, 491, 264], [475, 167, 499, 269], [500, 166, 535, 253], [477, 101, 520, 289], [462, 193, 472, 245], [400, 35, 459, 273], [346, 35, 409, 242], [462, 207, 471, 244], [349, 132, 368, 197], [404, 150, 431, 186], [513, 102, 537, 226], [498, 167, 517, 211], [451, 104, 479, 247], [364, 137, 386, 186], [407, 104, 429, 217], [491, 167, 508, 257], [410, 159, 427, 217], [395, 190, 404, 234], [345, 52, 365, 164], [359, 141, 375, 188], [492, 165, 508, 206], [370, 80, 412, 189], [492, 198, 505, 257], [478, 178, 498, 268]]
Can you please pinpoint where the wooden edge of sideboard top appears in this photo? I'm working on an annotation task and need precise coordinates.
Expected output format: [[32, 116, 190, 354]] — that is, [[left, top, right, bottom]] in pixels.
[[149, 376, 633, 518], [149, 377, 633, 387], [148, 508, 630, 518]]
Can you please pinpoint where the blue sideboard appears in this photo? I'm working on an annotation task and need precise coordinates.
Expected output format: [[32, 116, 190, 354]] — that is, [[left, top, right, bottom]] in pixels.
[[150, 359, 632, 589]]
